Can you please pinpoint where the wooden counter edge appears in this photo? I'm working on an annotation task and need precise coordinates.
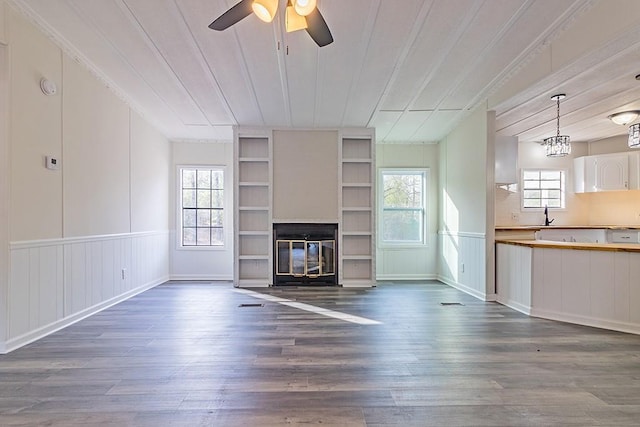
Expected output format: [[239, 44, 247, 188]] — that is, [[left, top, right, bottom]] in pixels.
[[495, 239, 640, 253]]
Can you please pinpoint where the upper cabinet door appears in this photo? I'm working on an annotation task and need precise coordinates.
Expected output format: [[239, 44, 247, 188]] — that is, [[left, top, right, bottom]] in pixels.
[[595, 153, 629, 191]]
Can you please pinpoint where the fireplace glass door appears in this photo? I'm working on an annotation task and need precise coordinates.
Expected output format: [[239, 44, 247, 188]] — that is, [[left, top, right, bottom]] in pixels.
[[276, 240, 335, 278]]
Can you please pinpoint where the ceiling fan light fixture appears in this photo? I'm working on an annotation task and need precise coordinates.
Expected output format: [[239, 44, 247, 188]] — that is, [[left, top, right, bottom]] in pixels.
[[286, 5, 307, 32], [543, 94, 571, 157], [294, 0, 317, 16], [608, 110, 640, 126], [252, 0, 278, 22]]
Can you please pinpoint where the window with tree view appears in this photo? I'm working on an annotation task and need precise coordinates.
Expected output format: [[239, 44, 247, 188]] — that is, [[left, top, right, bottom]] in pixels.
[[522, 169, 565, 209], [380, 170, 427, 244], [180, 167, 224, 246]]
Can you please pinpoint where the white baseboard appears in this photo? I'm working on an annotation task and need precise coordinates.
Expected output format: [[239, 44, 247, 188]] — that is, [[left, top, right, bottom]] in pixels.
[[530, 308, 640, 335], [1, 276, 168, 354], [437, 275, 490, 301], [376, 274, 438, 281], [170, 274, 233, 282], [497, 298, 531, 315]]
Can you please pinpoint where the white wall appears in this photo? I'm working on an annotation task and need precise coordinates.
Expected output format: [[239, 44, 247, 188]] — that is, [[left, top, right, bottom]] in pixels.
[[438, 106, 494, 300], [272, 130, 339, 221], [2, 7, 170, 353], [62, 56, 130, 237], [131, 111, 170, 232], [170, 141, 234, 280], [375, 143, 439, 280], [9, 9, 63, 241]]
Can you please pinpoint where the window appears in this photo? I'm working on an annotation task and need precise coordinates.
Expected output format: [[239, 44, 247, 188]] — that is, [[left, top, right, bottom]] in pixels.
[[522, 169, 565, 209], [379, 169, 428, 244], [180, 167, 224, 246]]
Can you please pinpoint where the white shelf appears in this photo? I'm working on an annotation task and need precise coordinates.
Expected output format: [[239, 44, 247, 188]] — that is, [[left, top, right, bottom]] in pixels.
[[341, 158, 372, 163], [340, 136, 374, 283], [342, 231, 372, 236], [238, 255, 269, 260], [239, 157, 269, 162], [236, 135, 272, 286], [239, 181, 269, 187], [238, 230, 270, 236], [342, 183, 372, 188], [341, 207, 372, 212], [238, 206, 269, 211], [343, 255, 372, 260]]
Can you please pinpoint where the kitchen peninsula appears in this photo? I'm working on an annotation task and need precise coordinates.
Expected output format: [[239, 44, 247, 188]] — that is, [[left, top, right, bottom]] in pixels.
[[496, 226, 640, 335]]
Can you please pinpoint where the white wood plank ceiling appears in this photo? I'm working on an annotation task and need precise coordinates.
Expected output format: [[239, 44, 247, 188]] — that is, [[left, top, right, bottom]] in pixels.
[[10, 0, 640, 144]]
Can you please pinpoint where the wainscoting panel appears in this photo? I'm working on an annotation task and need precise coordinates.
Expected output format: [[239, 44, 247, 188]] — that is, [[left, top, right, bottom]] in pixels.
[[496, 243, 531, 314], [531, 248, 640, 334], [438, 231, 488, 300], [5, 231, 169, 353]]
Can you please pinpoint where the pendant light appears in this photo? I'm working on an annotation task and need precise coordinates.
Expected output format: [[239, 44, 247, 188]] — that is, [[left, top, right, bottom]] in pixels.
[[543, 94, 571, 157], [629, 123, 640, 148]]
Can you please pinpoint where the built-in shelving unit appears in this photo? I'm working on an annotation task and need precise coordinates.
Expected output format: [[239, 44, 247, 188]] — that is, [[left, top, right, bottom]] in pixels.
[[235, 135, 272, 286], [339, 136, 375, 286]]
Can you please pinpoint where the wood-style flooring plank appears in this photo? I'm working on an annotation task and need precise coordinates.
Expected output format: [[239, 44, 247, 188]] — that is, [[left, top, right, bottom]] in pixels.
[[1, 281, 640, 426]]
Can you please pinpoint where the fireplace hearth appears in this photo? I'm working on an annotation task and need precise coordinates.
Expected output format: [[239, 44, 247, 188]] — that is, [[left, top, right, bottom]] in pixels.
[[273, 223, 338, 286]]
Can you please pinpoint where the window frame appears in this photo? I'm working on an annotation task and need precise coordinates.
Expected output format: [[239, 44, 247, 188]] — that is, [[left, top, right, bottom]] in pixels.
[[176, 165, 227, 251], [377, 168, 429, 248], [520, 168, 567, 212]]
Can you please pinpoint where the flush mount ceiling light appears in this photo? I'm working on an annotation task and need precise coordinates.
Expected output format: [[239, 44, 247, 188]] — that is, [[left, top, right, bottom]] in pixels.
[[209, 0, 333, 47], [543, 94, 571, 157], [608, 111, 640, 126], [629, 123, 640, 148]]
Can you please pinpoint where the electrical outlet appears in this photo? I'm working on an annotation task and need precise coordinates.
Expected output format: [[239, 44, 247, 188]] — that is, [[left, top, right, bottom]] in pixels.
[[511, 212, 519, 222]]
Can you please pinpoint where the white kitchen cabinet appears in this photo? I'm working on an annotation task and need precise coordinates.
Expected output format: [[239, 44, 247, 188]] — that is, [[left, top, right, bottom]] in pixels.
[[573, 156, 596, 193], [495, 135, 518, 185], [595, 153, 629, 191], [574, 152, 639, 193]]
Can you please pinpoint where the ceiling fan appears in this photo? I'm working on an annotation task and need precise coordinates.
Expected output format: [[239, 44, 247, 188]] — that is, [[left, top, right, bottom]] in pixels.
[[209, 0, 333, 47]]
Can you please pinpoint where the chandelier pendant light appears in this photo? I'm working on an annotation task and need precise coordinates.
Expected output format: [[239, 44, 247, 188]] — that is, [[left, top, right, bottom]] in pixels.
[[629, 123, 640, 148], [544, 94, 571, 157]]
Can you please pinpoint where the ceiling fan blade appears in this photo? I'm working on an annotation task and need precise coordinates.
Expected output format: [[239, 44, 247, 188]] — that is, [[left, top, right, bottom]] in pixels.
[[209, 0, 253, 31], [305, 8, 333, 47]]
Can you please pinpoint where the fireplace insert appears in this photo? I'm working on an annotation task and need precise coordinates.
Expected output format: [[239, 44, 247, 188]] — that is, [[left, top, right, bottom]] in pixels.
[[273, 223, 338, 286]]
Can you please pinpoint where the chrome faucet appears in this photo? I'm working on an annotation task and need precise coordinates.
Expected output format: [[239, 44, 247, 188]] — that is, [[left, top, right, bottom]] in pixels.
[[544, 206, 554, 226]]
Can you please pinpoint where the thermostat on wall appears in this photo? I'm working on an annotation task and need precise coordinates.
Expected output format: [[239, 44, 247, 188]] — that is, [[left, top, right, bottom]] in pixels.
[[46, 156, 60, 170]]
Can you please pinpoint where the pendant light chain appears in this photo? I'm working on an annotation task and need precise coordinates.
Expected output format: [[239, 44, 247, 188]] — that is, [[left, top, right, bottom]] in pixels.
[[556, 96, 561, 138], [544, 93, 571, 157]]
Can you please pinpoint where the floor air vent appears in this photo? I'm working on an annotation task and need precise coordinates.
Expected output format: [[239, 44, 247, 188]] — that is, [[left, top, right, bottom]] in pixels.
[[440, 302, 464, 306], [239, 303, 264, 308]]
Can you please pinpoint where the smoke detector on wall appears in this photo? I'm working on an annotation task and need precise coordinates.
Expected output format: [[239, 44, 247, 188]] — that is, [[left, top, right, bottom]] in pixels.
[[39, 78, 57, 96]]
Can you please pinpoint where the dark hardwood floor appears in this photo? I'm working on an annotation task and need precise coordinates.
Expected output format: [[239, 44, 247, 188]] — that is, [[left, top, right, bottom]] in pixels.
[[1, 281, 640, 426]]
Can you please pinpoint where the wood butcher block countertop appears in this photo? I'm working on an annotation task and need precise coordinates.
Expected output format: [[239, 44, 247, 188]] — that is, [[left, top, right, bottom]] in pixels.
[[496, 239, 640, 253]]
